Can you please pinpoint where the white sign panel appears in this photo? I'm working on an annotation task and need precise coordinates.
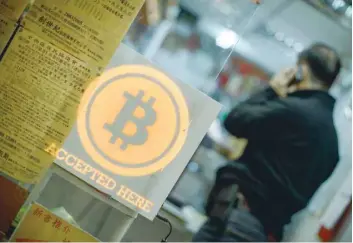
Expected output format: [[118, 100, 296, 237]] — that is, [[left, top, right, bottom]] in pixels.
[[49, 44, 222, 220]]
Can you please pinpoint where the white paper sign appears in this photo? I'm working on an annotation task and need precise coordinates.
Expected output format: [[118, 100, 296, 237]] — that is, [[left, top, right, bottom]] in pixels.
[[51, 44, 222, 220]]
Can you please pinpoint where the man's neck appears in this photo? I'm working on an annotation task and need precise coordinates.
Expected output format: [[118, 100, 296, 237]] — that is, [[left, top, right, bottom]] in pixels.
[[296, 79, 328, 92]]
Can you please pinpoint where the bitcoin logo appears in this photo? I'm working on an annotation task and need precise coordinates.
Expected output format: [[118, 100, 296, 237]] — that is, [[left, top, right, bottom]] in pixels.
[[77, 65, 189, 177], [104, 91, 157, 150]]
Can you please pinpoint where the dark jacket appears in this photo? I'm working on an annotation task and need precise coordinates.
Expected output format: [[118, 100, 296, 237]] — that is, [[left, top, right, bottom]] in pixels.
[[218, 86, 339, 239]]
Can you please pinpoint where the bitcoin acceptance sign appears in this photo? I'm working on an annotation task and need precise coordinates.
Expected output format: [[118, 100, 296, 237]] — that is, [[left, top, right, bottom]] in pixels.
[[52, 44, 222, 219], [77, 65, 189, 177]]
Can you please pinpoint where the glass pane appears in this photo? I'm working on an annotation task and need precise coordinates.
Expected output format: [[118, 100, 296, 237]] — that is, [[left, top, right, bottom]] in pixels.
[[123, 0, 264, 212]]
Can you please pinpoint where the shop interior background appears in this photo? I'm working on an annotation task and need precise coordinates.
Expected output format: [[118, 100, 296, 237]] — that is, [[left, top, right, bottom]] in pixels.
[[120, 0, 352, 241], [1, 0, 351, 242]]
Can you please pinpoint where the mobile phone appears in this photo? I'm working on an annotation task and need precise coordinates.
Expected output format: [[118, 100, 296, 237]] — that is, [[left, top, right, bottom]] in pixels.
[[288, 66, 303, 87]]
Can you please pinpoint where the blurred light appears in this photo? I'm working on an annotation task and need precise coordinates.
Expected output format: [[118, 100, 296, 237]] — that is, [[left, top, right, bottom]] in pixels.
[[344, 105, 352, 119], [187, 161, 199, 172], [345, 6, 352, 17], [216, 29, 239, 49], [275, 32, 285, 41], [284, 38, 295, 47], [293, 43, 304, 52], [332, 0, 346, 9]]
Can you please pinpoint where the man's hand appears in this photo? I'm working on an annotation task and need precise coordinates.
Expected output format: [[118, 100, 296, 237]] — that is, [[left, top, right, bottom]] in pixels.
[[269, 68, 297, 97]]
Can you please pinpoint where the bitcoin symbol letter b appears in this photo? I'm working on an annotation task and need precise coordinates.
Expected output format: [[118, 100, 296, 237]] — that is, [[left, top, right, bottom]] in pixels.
[[104, 90, 157, 150]]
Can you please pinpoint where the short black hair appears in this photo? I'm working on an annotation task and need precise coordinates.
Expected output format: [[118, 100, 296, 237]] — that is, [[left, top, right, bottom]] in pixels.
[[298, 43, 341, 87]]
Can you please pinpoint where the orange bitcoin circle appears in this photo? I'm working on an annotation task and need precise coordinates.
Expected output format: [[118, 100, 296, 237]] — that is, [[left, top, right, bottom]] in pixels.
[[77, 65, 189, 177]]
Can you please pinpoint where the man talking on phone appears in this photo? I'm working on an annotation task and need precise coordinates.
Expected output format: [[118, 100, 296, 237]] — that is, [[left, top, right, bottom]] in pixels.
[[194, 43, 341, 242]]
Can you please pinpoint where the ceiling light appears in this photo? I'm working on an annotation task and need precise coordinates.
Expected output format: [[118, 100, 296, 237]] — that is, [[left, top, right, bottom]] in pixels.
[[345, 6, 352, 17], [216, 29, 239, 49], [275, 32, 284, 41], [332, 0, 346, 9], [293, 43, 304, 52], [284, 38, 294, 47]]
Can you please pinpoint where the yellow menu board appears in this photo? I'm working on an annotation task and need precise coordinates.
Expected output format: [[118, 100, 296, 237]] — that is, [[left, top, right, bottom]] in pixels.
[[0, 14, 16, 55], [22, 0, 145, 71], [0, 27, 100, 183], [0, 0, 144, 183], [0, 0, 29, 21], [10, 203, 99, 242]]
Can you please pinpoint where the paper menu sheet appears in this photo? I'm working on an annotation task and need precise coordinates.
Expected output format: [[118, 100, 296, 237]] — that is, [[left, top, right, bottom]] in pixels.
[[0, 27, 99, 183], [0, 14, 16, 55], [22, 0, 145, 71], [0, 0, 144, 183], [0, 0, 29, 21], [10, 203, 99, 242]]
